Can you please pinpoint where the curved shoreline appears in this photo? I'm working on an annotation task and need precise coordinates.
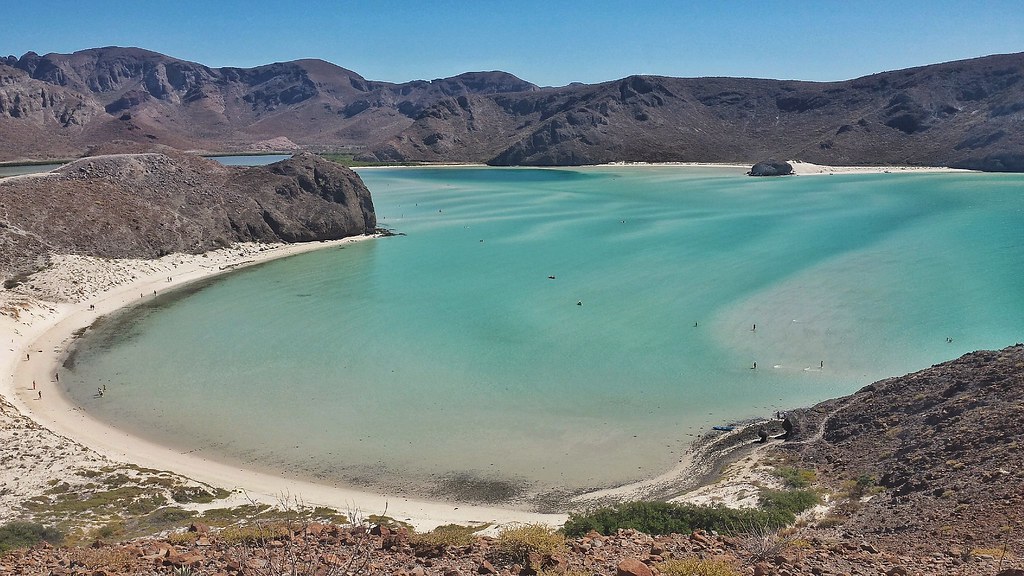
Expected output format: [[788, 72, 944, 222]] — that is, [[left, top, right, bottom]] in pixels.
[[1, 237, 570, 530]]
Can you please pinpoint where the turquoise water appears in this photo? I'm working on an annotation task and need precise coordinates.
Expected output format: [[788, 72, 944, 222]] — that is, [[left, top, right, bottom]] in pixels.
[[0, 163, 63, 178], [64, 167, 1024, 505], [211, 154, 292, 166]]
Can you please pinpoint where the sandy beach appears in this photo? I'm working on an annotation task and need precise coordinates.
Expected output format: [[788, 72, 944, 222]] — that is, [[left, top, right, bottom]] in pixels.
[[0, 237, 574, 530], [603, 159, 973, 176], [785, 160, 973, 176]]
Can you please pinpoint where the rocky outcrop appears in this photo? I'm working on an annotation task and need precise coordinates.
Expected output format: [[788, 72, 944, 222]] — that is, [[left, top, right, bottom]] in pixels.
[[748, 160, 794, 176], [0, 150, 375, 282], [782, 344, 1024, 556]]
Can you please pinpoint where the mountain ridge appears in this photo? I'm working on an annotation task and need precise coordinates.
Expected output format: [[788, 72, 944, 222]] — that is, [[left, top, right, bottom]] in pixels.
[[2, 47, 1023, 170]]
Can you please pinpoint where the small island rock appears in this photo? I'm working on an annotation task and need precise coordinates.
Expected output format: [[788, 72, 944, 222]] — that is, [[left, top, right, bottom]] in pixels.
[[748, 160, 794, 176]]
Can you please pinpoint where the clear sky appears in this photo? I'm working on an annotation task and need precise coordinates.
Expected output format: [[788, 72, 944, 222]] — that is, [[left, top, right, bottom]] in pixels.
[[3, 0, 1021, 87]]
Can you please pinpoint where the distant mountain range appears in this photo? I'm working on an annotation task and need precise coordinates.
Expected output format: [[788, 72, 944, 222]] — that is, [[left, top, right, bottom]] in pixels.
[[2, 47, 1023, 170]]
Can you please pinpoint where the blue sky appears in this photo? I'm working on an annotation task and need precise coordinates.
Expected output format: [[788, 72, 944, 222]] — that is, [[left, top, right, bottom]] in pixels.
[[3, 0, 1021, 86]]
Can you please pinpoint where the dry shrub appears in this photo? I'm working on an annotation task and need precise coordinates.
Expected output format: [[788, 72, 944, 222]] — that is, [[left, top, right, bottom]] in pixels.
[[410, 523, 485, 548], [166, 530, 198, 546], [494, 523, 565, 563], [67, 547, 137, 571], [658, 557, 740, 576]]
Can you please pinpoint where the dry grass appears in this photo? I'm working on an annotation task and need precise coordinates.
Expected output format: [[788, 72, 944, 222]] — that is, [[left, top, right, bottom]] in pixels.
[[67, 546, 138, 572], [493, 523, 565, 563]]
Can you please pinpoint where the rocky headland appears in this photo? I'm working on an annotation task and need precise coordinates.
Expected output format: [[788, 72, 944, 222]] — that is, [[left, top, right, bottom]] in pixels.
[[0, 150, 376, 285], [2, 47, 1024, 170], [780, 345, 1024, 559]]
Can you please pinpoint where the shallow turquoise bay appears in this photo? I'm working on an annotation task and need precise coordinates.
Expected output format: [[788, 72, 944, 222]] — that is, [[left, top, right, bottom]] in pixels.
[[64, 166, 1024, 504]]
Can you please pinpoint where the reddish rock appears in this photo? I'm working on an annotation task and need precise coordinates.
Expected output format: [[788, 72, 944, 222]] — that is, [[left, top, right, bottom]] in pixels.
[[616, 557, 654, 576], [690, 530, 712, 547]]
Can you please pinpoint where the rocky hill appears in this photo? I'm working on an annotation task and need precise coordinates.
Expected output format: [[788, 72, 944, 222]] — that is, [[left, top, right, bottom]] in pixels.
[[370, 53, 1024, 170], [781, 344, 1024, 558], [0, 47, 537, 161], [2, 47, 1023, 170], [0, 150, 376, 283]]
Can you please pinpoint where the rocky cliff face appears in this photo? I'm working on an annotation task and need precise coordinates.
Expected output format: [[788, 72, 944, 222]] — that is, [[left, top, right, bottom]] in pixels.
[[0, 150, 375, 282], [783, 344, 1024, 555], [2, 47, 1023, 170]]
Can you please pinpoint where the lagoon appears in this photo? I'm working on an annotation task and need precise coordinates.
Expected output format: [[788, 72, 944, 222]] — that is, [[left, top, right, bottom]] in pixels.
[[62, 166, 1024, 506]]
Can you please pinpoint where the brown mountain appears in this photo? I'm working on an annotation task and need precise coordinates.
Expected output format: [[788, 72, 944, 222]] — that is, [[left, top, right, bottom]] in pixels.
[[2, 47, 1023, 170], [0, 47, 537, 161], [0, 150, 376, 283]]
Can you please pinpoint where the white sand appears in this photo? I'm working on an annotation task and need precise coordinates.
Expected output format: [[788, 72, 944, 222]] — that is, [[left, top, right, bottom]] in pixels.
[[602, 159, 973, 176], [786, 160, 972, 176], [1, 238, 567, 530]]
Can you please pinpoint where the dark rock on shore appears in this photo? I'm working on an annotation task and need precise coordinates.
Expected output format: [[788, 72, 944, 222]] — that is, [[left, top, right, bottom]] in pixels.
[[0, 150, 375, 283], [748, 160, 794, 176]]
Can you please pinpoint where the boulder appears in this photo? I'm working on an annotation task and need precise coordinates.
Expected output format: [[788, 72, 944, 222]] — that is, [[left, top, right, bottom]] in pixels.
[[616, 557, 654, 576], [748, 160, 794, 176]]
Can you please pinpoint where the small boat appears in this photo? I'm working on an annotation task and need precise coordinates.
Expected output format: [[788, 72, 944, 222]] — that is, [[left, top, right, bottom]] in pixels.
[[711, 425, 735, 432]]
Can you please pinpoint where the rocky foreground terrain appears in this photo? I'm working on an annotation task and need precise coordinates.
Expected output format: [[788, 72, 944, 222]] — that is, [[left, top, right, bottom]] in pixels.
[[780, 345, 1024, 561], [0, 150, 376, 283], [1, 522, 1018, 576], [2, 47, 1024, 170]]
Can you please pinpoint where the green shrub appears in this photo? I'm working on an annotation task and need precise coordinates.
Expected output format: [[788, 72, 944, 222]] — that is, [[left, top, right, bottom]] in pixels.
[[564, 491, 821, 539], [564, 501, 791, 537], [494, 523, 565, 562], [658, 557, 741, 576], [0, 522, 63, 554], [772, 466, 816, 488], [758, 489, 819, 515]]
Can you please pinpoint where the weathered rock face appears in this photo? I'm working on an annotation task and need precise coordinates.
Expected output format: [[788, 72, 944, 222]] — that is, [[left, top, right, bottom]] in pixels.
[[748, 160, 794, 176], [0, 150, 375, 282], [783, 344, 1024, 555]]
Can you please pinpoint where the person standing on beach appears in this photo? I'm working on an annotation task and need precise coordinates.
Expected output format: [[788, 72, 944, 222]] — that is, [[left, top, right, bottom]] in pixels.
[[37, 391, 42, 400]]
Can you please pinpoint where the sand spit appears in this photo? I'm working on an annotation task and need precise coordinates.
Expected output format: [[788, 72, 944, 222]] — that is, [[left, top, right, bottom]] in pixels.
[[602, 160, 974, 176]]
